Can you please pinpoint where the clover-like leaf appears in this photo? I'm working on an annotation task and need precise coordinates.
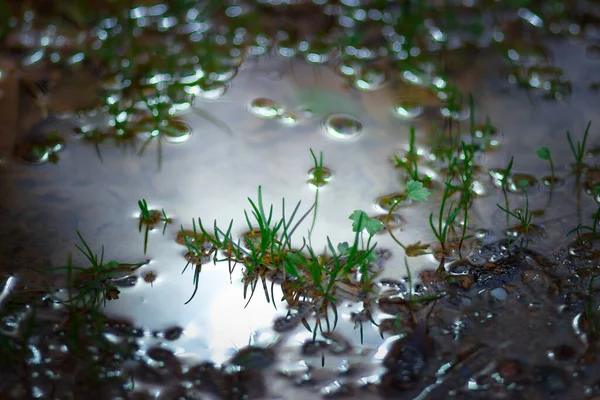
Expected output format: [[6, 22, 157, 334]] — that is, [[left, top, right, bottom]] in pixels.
[[337, 242, 350, 256], [366, 218, 384, 236], [349, 210, 369, 233], [406, 180, 431, 202], [536, 147, 551, 161]]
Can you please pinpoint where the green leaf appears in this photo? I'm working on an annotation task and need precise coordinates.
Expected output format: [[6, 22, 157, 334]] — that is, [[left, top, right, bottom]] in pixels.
[[349, 211, 384, 236], [406, 180, 431, 202], [536, 147, 551, 160], [284, 260, 301, 279], [349, 210, 369, 233], [365, 249, 378, 262], [366, 218, 384, 236], [337, 242, 350, 255]]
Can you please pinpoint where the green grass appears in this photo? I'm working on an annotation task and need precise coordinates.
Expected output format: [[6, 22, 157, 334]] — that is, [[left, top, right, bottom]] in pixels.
[[536, 146, 555, 182], [497, 190, 534, 235], [138, 199, 171, 254], [138, 199, 152, 221], [182, 185, 316, 305], [178, 151, 414, 334], [568, 205, 600, 246], [394, 127, 432, 183], [567, 121, 592, 172], [49, 232, 147, 311], [308, 148, 329, 188], [429, 181, 462, 271], [385, 180, 431, 254]]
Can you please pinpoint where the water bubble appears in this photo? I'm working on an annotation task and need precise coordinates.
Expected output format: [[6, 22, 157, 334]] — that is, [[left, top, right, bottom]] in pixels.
[[186, 81, 227, 99], [508, 173, 538, 193], [394, 101, 424, 119], [161, 119, 192, 143], [376, 193, 412, 211], [373, 213, 406, 232], [353, 68, 387, 91], [248, 98, 283, 119], [163, 326, 184, 341], [323, 113, 363, 140], [228, 346, 274, 370], [279, 111, 298, 126]]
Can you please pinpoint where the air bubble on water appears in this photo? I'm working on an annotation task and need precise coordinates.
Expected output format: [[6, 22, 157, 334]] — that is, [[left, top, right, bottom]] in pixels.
[[394, 101, 424, 119], [353, 69, 387, 91], [323, 113, 363, 140], [189, 82, 227, 99], [279, 112, 298, 126], [248, 98, 283, 119]]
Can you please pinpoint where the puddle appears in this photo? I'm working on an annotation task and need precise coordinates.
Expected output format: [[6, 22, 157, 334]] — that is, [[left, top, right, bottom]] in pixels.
[[1, 1, 600, 399]]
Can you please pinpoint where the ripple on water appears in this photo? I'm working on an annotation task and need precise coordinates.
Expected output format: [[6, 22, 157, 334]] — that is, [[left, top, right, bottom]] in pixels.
[[323, 113, 363, 140]]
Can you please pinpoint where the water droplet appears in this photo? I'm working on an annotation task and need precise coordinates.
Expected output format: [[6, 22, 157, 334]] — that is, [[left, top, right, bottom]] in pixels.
[[542, 175, 564, 188], [248, 98, 283, 119], [187, 81, 227, 99], [163, 326, 184, 341], [373, 213, 406, 232], [323, 114, 362, 140], [508, 173, 538, 193], [161, 119, 192, 143], [394, 101, 424, 119], [353, 68, 387, 91], [279, 111, 298, 126], [228, 346, 274, 370], [376, 193, 412, 211]]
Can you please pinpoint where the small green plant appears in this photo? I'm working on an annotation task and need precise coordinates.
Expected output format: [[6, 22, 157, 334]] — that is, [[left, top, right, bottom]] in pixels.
[[497, 190, 534, 235], [183, 185, 316, 305], [138, 199, 172, 254], [385, 180, 431, 253], [567, 121, 592, 172], [500, 156, 514, 189], [160, 209, 173, 234], [50, 232, 147, 311], [536, 146, 555, 183], [138, 199, 152, 221], [308, 148, 330, 188], [429, 181, 462, 270], [446, 142, 476, 254], [568, 205, 600, 246], [308, 148, 329, 239], [394, 127, 432, 183]]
